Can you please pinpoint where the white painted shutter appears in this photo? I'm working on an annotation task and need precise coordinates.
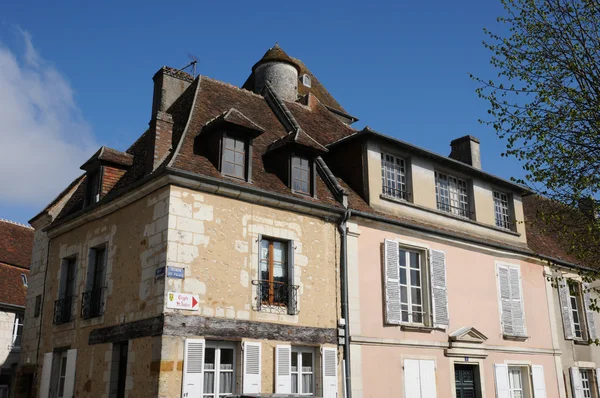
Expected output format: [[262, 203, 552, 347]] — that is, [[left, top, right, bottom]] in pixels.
[[509, 267, 526, 336], [494, 364, 510, 398], [498, 265, 513, 335], [419, 360, 437, 398], [404, 359, 421, 398], [275, 345, 292, 393], [63, 349, 77, 398], [595, 368, 600, 397], [39, 352, 53, 398], [429, 250, 449, 329], [322, 347, 338, 398], [570, 367, 583, 398], [558, 278, 575, 339], [582, 283, 598, 341], [532, 365, 547, 398], [383, 239, 401, 324], [182, 338, 205, 398], [243, 341, 261, 393]]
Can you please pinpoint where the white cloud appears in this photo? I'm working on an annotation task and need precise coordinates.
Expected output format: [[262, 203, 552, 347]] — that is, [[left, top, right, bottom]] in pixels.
[[0, 29, 98, 207]]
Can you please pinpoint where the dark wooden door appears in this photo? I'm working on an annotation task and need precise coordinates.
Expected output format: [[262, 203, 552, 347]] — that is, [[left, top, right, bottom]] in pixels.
[[455, 365, 477, 398]]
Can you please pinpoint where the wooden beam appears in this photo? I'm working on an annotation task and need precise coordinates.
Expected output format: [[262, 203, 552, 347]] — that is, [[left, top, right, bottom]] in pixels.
[[88, 315, 164, 345]]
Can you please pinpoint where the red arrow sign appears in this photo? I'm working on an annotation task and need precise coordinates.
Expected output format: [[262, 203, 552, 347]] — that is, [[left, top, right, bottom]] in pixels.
[[192, 296, 198, 308]]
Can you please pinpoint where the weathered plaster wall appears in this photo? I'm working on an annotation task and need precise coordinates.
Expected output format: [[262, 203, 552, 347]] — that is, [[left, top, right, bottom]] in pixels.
[[0, 310, 20, 370]]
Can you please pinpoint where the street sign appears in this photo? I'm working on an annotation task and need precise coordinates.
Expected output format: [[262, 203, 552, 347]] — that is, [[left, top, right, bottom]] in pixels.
[[155, 266, 165, 279], [167, 266, 185, 279], [167, 292, 199, 311]]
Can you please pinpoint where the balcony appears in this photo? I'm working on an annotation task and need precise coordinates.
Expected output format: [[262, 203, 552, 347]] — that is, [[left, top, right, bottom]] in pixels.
[[53, 296, 74, 325], [382, 186, 409, 201], [81, 288, 104, 319], [436, 201, 472, 219], [253, 280, 299, 315]]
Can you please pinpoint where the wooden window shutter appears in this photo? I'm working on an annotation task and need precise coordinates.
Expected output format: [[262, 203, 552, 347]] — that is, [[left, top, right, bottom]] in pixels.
[[182, 338, 205, 397], [558, 279, 575, 340], [275, 345, 292, 394], [509, 267, 526, 336], [403, 359, 421, 398], [383, 239, 401, 325], [494, 364, 510, 398], [429, 249, 449, 329], [596, 368, 600, 397], [497, 265, 513, 335], [287, 241, 296, 315], [321, 347, 338, 398], [418, 360, 437, 398], [63, 349, 77, 398], [582, 282, 597, 341], [243, 341, 262, 393], [570, 367, 584, 398], [531, 365, 547, 398], [39, 352, 53, 398]]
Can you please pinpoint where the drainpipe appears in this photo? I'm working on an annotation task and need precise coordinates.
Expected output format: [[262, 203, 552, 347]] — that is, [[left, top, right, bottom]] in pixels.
[[338, 209, 352, 398], [34, 234, 53, 386]]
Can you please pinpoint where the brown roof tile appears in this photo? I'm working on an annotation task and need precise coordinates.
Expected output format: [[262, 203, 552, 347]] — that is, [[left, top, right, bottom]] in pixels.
[[0, 220, 33, 269], [0, 263, 28, 307]]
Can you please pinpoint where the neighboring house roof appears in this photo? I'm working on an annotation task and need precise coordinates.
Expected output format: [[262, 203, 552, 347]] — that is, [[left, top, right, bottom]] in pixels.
[[0, 219, 33, 307], [0, 263, 28, 307]]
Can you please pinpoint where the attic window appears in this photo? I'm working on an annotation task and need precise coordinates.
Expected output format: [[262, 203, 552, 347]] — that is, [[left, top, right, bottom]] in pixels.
[[300, 74, 311, 88], [221, 133, 248, 180], [291, 156, 311, 195], [21, 274, 28, 287], [85, 170, 101, 205]]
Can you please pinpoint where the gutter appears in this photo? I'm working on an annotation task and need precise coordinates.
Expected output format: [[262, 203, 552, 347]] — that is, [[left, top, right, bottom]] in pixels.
[[338, 210, 352, 398], [0, 302, 26, 311]]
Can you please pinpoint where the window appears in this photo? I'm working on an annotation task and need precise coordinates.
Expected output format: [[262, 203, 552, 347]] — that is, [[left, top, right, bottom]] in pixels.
[[404, 359, 437, 398], [291, 156, 311, 195], [221, 134, 246, 179], [580, 369, 595, 398], [34, 294, 42, 317], [435, 171, 470, 218], [40, 349, 77, 398], [53, 257, 76, 324], [570, 283, 585, 340], [11, 313, 23, 350], [558, 279, 597, 342], [109, 341, 128, 398], [497, 263, 526, 338], [21, 273, 28, 286], [57, 351, 68, 398], [291, 347, 314, 395], [383, 240, 449, 329], [86, 170, 101, 205], [82, 246, 106, 319], [256, 237, 297, 314], [494, 191, 512, 230], [381, 153, 407, 200], [495, 364, 546, 398], [508, 367, 524, 398], [204, 342, 236, 398], [301, 74, 311, 88]]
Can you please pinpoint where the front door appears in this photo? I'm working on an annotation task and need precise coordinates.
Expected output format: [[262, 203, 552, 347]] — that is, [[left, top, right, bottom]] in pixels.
[[455, 364, 478, 398]]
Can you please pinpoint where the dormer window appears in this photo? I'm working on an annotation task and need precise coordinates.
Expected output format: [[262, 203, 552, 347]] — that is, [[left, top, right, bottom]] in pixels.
[[221, 134, 248, 180], [435, 171, 470, 218], [85, 170, 101, 205], [493, 191, 513, 230], [291, 156, 311, 195], [300, 74, 312, 88]]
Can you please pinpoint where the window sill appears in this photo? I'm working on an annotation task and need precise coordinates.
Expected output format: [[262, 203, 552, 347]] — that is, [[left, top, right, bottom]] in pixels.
[[503, 334, 529, 342], [400, 324, 437, 333], [574, 339, 591, 346]]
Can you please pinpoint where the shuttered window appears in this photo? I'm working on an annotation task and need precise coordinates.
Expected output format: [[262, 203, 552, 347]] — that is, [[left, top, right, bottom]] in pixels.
[[558, 279, 597, 342], [204, 342, 236, 398], [243, 341, 261, 393], [495, 364, 546, 398], [321, 347, 338, 398], [497, 263, 526, 337], [404, 359, 437, 398]]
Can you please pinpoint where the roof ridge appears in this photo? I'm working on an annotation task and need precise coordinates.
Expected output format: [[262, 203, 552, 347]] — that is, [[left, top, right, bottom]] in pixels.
[[0, 219, 33, 229], [200, 75, 265, 100]]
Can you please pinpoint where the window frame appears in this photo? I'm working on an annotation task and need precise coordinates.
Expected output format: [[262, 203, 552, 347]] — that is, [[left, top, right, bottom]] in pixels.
[[11, 313, 23, 350], [83, 245, 107, 319], [203, 341, 237, 398], [493, 190, 513, 230], [507, 366, 525, 398], [259, 237, 289, 307], [291, 346, 315, 395], [569, 282, 588, 341], [381, 152, 409, 200], [291, 155, 312, 196], [21, 273, 28, 286], [396, 244, 431, 327], [220, 132, 249, 181], [85, 169, 101, 206], [434, 170, 471, 219], [580, 368, 595, 398]]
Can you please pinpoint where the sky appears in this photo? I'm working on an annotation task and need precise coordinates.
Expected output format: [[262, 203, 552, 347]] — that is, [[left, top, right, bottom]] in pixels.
[[0, 0, 521, 224]]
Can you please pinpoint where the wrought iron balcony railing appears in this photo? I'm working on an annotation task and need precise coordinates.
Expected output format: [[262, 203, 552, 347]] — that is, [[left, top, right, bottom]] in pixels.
[[53, 296, 74, 325], [253, 280, 299, 315], [81, 288, 104, 319], [382, 186, 409, 201], [436, 201, 473, 219]]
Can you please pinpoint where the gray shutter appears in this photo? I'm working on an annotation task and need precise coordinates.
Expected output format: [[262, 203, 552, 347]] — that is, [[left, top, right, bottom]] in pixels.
[[498, 265, 513, 335], [429, 249, 449, 329], [509, 267, 526, 336], [582, 282, 597, 341], [383, 239, 401, 325], [558, 279, 575, 340], [287, 240, 296, 315]]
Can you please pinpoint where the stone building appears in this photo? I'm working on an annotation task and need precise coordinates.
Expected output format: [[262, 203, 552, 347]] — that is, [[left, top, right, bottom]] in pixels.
[[0, 219, 33, 398]]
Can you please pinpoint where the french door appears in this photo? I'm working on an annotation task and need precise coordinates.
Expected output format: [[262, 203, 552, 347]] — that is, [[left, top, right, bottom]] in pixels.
[[203, 342, 236, 398]]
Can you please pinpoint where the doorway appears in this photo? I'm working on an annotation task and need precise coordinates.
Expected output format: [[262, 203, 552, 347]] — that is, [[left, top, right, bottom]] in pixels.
[[455, 364, 481, 398]]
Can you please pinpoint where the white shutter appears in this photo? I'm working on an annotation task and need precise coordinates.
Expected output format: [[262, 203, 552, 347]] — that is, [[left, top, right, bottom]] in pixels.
[[404, 359, 421, 398], [243, 341, 261, 393], [582, 283, 598, 341], [63, 349, 77, 398], [419, 360, 437, 398], [182, 338, 205, 398], [570, 367, 584, 398], [558, 278, 575, 340], [509, 267, 526, 336], [595, 368, 600, 397], [494, 364, 510, 398], [429, 250, 449, 329], [39, 352, 53, 398], [322, 347, 338, 398], [498, 265, 513, 335], [383, 239, 401, 324], [275, 345, 292, 393], [532, 365, 547, 398]]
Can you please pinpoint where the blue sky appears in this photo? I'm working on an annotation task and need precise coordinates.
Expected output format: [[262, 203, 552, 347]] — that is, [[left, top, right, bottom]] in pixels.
[[0, 0, 520, 224]]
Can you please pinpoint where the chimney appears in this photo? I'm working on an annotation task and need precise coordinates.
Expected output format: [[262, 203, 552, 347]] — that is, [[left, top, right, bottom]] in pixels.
[[147, 67, 193, 173], [449, 135, 481, 169]]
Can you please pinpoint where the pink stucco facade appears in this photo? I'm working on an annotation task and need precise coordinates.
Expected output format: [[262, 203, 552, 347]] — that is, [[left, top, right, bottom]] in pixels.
[[348, 220, 562, 398]]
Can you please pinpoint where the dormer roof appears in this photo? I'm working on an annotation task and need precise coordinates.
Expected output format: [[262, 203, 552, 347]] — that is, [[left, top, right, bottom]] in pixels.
[[202, 108, 265, 137], [80, 146, 134, 171]]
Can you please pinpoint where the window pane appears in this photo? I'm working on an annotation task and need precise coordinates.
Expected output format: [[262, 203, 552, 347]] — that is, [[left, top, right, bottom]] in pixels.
[[234, 165, 244, 179], [399, 267, 406, 285], [224, 137, 234, 150], [410, 270, 420, 287], [302, 374, 313, 394], [401, 304, 409, 322], [204, 348, 215, 370], [400, 286, 408, 303], [234, 151, 244, 165], [234, 138, 244, 151], [292, 374, 298, 393], [291, 352, 298, 372], [203, 371, 215, 393], [222, 162, 234, 176], [219, 372, 233, 393], [410, 252, 420, 269], [411, 288, 422, 305], [302, 352, 313, 370], [220, 349, 234, 370]]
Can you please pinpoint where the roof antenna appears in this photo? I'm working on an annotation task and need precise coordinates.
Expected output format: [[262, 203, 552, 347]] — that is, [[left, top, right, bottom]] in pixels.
[[179, 53, 200, 78]]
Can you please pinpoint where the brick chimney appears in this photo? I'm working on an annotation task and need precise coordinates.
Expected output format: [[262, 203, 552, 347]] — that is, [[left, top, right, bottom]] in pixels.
[[449, 135, 481, 169], [146, 67, 193, 173]]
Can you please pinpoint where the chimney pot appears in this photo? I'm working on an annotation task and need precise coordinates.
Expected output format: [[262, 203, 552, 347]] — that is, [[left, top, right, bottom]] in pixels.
[[449, 135, 481, 169]]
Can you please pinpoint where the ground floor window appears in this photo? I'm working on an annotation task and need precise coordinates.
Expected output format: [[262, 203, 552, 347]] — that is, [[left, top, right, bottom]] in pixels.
[[508, 367, 525, 398], [580, 369, 596, 398], [204, 342, 236, 398], [291, 347, 314, 395], [109, 341, 128, 398]]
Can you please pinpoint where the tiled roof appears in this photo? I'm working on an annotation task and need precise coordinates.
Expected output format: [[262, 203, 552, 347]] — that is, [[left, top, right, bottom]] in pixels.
[[0, 262, 28, 307], [0, 219, 33, 269], [251, 43, 301, 72], [80, 146, 134, 170]]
